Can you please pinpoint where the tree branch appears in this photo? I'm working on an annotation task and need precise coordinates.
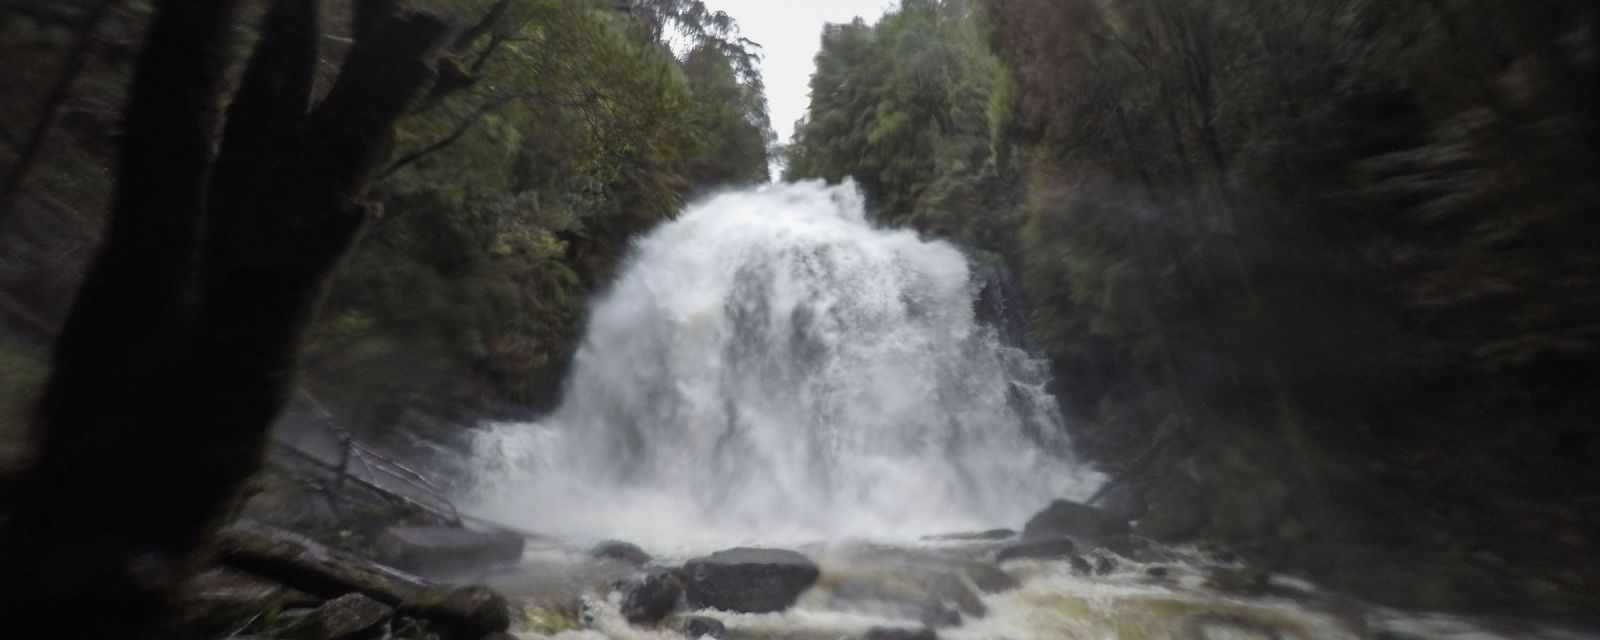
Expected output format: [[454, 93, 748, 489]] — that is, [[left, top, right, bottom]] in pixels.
[[0, 0, 118, 223], [379, 90, 589, 181], [206, 0, 318, 271], [452, 0, 512, 53]]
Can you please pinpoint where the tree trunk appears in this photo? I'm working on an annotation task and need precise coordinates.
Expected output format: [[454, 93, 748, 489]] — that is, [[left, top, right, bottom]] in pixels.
[[0, 1, 450, 637]]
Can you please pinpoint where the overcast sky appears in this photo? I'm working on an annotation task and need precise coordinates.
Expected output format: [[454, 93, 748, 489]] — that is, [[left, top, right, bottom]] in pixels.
[[703, 1, 897, 146]]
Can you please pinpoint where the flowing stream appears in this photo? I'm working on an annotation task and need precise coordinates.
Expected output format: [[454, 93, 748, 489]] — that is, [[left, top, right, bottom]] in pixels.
[[461, 183, 1589, 639]]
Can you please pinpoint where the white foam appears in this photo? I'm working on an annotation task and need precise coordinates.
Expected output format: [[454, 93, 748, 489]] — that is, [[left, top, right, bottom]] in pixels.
[[465, 181, 1101, 554]]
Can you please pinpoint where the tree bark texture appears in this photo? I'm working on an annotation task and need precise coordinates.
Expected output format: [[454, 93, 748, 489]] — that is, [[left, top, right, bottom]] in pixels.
[[0, 1, 451, 637]]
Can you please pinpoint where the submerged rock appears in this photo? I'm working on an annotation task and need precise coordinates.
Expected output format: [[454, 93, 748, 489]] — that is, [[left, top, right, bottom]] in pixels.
[[1022, 499, 1130, 541], [1068, 555, 1094, 575], [921, 529, 1016, 542], [995, 537, 1077, 562], [376, 525, 525, 576], [920, 600, 963, 628], [281, 593, 393, 640], [399, 585, 512, 638], [962, 562, 1020, 593], [684, 547, 820, 613], [622, 569, 685, 625], [592, 540, 652, 566], [1092, 555, 1117, 576], [667, 614, 728, 638]]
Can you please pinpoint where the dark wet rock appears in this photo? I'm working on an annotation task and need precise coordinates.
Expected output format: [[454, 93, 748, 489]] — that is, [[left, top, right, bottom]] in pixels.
[[377, 525, 525, 576], [1132, 480, 1207, 541], [1092, 555, 1116, 576], [1211, 479, 1290, 540], [281, 593, 393, 640], [399, 585, 512, 638], [919, 600, 962, 628], [825, 567, 982, 624], [1090, 534, 1167, 563], [921, 529, 1016, 542], [1068, 555, 1094, 575], [1096, 481, 1147, 522], [929, 572, 986, 617], [622, 569, 685, 625], [181, 567, 320, 635], [1206, 568, 1273, 595], [684, 547, 820, 613], [961, 563, 1020, 593], [1145, 566, 1171, 579], [667, 614, 728, 638], [865, 627, 939, 640], [1023, 500, 1130, 541], [593, 540, 653, 565], [995, 537, 1076, 562]]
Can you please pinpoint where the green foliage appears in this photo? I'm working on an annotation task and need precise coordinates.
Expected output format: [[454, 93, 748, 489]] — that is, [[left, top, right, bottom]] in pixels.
[[307, 0, 774, 409], [783, 0, 1015, 253]]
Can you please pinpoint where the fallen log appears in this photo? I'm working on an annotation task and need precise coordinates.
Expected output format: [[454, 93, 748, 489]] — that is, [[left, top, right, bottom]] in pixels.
[[215, 520, 511, 637]]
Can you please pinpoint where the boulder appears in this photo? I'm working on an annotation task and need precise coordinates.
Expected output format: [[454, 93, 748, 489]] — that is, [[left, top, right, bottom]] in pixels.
[[928, 572, 986, 618], [281, 593, 393, 640], [824, 568, 979, 626], [1132, 479, 1207, 541], [399, 585, 512, 638], [961, 563, 1019, 594], [1022, 500, 1130, 541], [1092, 555, 1116, 576], [919, 600, 962, 628], [1096, 482, 1147, 522], [377, 525, 525, 576], [181, 567, 319, 635], [683, 547, 820, 613], [592, 540, 652, 566], [1092, 534, 1157, 560], [1068, 555, 1094, 575], [622, 569, 685, 625], [995, 537, 1076, 563], [667, 614, 728, 639]]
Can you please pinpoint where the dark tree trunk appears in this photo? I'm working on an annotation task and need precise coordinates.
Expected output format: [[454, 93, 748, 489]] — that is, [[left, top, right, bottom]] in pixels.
[[0, 1, 450, 637]]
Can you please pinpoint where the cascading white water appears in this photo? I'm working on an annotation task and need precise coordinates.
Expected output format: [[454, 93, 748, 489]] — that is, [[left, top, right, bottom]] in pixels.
[[468, 182, 1102, 552]]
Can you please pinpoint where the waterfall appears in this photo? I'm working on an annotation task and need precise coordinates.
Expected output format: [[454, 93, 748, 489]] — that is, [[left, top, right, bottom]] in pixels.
[[467, 182, 1101, 551]]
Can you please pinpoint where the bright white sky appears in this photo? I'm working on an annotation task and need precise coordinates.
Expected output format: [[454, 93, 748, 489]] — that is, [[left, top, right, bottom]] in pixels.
[[703, 1, 897, 145]]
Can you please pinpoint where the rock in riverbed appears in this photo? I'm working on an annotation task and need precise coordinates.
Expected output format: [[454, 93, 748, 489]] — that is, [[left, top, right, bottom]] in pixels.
[[684, 547, 820, 613], [995, 537, 1077, 562], [592, 540, 652, 566], [667, 614, 728, 639], [1022, 499, 1130, 540], [622, 569, 685, 625], [376, 525, 525, 576], [280, 593, 392, 640]]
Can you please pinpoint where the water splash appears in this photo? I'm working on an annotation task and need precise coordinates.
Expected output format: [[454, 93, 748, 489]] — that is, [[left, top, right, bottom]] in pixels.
[[467, 182, 1102, 552]]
